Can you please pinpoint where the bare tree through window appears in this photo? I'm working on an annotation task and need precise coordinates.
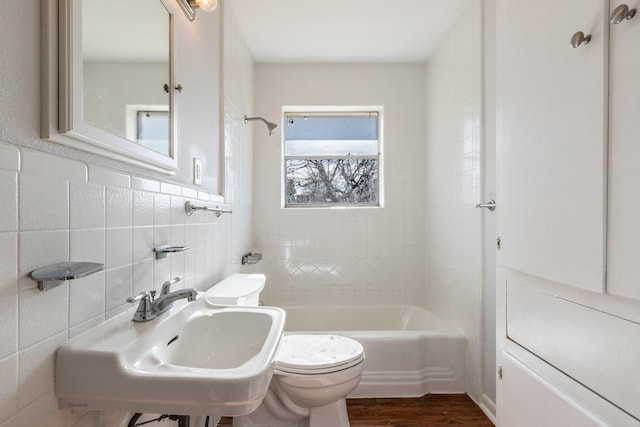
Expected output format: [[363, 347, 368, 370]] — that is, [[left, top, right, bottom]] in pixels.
[[286, 158, 378, 204], [284, 111, 381, 207]]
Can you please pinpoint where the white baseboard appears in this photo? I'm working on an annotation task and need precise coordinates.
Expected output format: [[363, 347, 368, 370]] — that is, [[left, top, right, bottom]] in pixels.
[[479, 393, 497, 425]]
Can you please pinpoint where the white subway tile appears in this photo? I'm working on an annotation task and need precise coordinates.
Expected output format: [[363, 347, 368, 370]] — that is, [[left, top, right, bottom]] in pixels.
[[88, 166, 130, 188], [18, 230, 69, 292], [105, 265, 132, 312], [153, 226, 171, 250], [0, 142, 20, 172], [0, 293, 17, 359], [197, 191, 211, 201], [106, 187, 133, 228], [132, 227, 154, 264], [17, 332, 66, 410], [105, 304, 131, 321], [0, 172, 17, 232], [0, 233, 17, 296], [160, 182, 181, 196], [170, 252, 186, 281], [105, 228, 132, 269], [16, 391, 67, 427], [153, 193, 171, 226], [69, 316, 104, 339], [20, 150, 86, 182], [70, 229, 105, 264], [68, 410, 102, 427], [170, 224, 185, 247], [132, 261, 153, 296], [18, 286, 68, 350], [0, 416, 16, 427], [131, 176, 160, 193], [103, 410, 130, 427], [133, 191, 154, 227], [153, 258, 171, 292], [69, 181, 105, 230], [182, 187, 198, 199], [170, 196, 185, 226], [0, 354, 17, 423], [18, 175, 68, 231], [69, 272, 105, 328]]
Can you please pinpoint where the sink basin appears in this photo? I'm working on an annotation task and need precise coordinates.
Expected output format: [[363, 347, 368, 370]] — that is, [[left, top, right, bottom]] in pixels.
[[55, 295, 286, 416], [161, 311, 274, 369]]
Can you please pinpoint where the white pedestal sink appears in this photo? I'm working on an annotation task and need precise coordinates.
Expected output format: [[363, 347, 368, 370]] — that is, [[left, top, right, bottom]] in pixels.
[[55, 294, 285, 416]]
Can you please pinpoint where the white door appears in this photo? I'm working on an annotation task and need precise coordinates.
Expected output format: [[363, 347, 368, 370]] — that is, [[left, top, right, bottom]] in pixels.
[[607, 1, 640, 301], [498, 0, 606, 292], [496, 0, 640, 424]]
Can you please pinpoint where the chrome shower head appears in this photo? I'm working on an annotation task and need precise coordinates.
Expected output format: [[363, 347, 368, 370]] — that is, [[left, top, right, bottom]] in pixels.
[[244, 115, 279, 136]]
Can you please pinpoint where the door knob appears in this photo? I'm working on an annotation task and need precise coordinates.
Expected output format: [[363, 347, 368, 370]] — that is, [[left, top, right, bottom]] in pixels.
[[570, 31, 592, 48], [475, 199, 496, 212], [610, 4, 637, 24]]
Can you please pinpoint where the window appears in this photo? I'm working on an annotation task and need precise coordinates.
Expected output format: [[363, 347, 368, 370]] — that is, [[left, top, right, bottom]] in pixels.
[[136, 110, 170, 155], [283, 110, 382, 207]]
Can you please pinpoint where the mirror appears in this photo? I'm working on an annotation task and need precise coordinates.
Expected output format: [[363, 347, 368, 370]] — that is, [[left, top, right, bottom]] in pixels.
[[83, 0, 170, 156], [42, 0, 177, 173]]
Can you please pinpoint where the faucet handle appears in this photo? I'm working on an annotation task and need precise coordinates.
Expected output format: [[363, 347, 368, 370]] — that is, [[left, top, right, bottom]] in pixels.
[[160, 277, 182, 295], [127, 291, 154, 322], [126, 291, 151, 304]]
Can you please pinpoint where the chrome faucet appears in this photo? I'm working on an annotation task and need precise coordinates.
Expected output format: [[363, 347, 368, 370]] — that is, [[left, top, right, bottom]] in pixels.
[[126, 277, 198, 322]]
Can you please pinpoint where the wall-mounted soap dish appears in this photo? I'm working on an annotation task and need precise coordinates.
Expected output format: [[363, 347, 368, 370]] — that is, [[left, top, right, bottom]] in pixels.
[[31, 262, 105, 291], [153, 245, 190, 260], [242, 252, 263, 265]]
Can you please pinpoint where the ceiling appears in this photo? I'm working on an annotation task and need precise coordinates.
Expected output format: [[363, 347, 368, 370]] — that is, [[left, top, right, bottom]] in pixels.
[[229, 0, 467, 63]]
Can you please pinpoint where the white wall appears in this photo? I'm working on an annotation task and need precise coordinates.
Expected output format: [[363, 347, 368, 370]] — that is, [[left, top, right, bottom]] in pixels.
[[0, 1, 254, 426], [247, 64, 426, 306], [424, 0, 485, 406], [224, 2, 256, 271]]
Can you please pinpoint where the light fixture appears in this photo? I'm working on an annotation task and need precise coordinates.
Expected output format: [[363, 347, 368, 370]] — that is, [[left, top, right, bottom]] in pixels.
[[176, 0, 218, 21], [244, 115, 279, 136]]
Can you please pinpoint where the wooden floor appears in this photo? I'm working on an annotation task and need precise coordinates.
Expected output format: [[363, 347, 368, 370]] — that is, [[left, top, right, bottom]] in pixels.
[[218, 394, 494, 426]]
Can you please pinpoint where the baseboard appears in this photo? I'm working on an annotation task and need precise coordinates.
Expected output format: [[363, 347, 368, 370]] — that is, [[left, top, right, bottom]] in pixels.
[[349, 367, 465, 398], [479, 393, 497, 425]]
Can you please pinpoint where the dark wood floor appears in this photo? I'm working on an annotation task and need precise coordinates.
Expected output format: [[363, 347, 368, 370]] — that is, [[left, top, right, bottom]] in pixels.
[[218, 394, 494, 426]]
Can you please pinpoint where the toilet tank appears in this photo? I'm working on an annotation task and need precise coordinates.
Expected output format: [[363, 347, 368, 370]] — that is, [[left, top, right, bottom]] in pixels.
[[205, 273, 265, 306]]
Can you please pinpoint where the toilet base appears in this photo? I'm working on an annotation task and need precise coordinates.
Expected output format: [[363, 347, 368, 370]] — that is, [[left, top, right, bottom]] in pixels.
[[233, 397, 351, 427], [309, 399, 350, 427]]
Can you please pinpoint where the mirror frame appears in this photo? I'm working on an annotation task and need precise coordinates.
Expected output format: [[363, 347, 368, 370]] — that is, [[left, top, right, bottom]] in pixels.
[[42, 0, 177, 174]]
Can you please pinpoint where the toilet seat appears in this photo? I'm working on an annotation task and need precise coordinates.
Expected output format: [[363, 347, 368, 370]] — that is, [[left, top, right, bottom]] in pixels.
[[275, 334, 364, 375]]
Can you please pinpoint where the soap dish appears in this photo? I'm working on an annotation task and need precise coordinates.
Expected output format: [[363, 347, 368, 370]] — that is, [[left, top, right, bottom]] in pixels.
[[31, 262, 105, 291]]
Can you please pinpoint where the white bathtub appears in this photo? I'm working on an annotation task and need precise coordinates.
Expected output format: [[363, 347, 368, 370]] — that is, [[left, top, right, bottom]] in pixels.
[[281, 304, 466, 398]]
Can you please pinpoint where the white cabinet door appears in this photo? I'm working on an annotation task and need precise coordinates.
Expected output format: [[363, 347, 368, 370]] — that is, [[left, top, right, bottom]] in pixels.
[[502, 348, 640, 427], [497, 0, 607, 292], [607, 2, 640, 301], [497, 0, 640, 424]]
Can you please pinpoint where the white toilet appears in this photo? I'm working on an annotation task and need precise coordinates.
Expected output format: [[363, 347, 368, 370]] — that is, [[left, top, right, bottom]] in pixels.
[[205, 274, 365, 427]]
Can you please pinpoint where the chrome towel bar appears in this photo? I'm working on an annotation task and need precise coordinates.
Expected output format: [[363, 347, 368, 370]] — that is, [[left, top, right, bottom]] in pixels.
[[184, 200, 232, 217]]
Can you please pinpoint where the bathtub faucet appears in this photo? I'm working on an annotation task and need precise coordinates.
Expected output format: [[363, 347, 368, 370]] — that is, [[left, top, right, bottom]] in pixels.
[[126, 277, 197, 322]]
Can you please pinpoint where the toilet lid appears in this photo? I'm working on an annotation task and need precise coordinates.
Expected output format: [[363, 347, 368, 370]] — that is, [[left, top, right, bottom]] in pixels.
[[276, 334, 364, 374]]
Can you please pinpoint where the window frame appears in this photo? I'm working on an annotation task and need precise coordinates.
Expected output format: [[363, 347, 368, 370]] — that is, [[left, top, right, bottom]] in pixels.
[[281, 106, 384, 209]]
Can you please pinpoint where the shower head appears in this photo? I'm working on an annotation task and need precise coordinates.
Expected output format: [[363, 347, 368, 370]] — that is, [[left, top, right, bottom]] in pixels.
[[244, 115, 279, 136]]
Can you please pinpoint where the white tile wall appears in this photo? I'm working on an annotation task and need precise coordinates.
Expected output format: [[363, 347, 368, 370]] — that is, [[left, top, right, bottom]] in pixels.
[[0, 2, 254, 427], [0, 134, 249, 426], [249, 64, 426, 306], [424, 2, 484, 403]]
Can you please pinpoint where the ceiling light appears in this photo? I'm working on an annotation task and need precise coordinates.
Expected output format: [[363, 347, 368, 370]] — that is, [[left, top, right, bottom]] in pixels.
[[176, 0, 218, 21]]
